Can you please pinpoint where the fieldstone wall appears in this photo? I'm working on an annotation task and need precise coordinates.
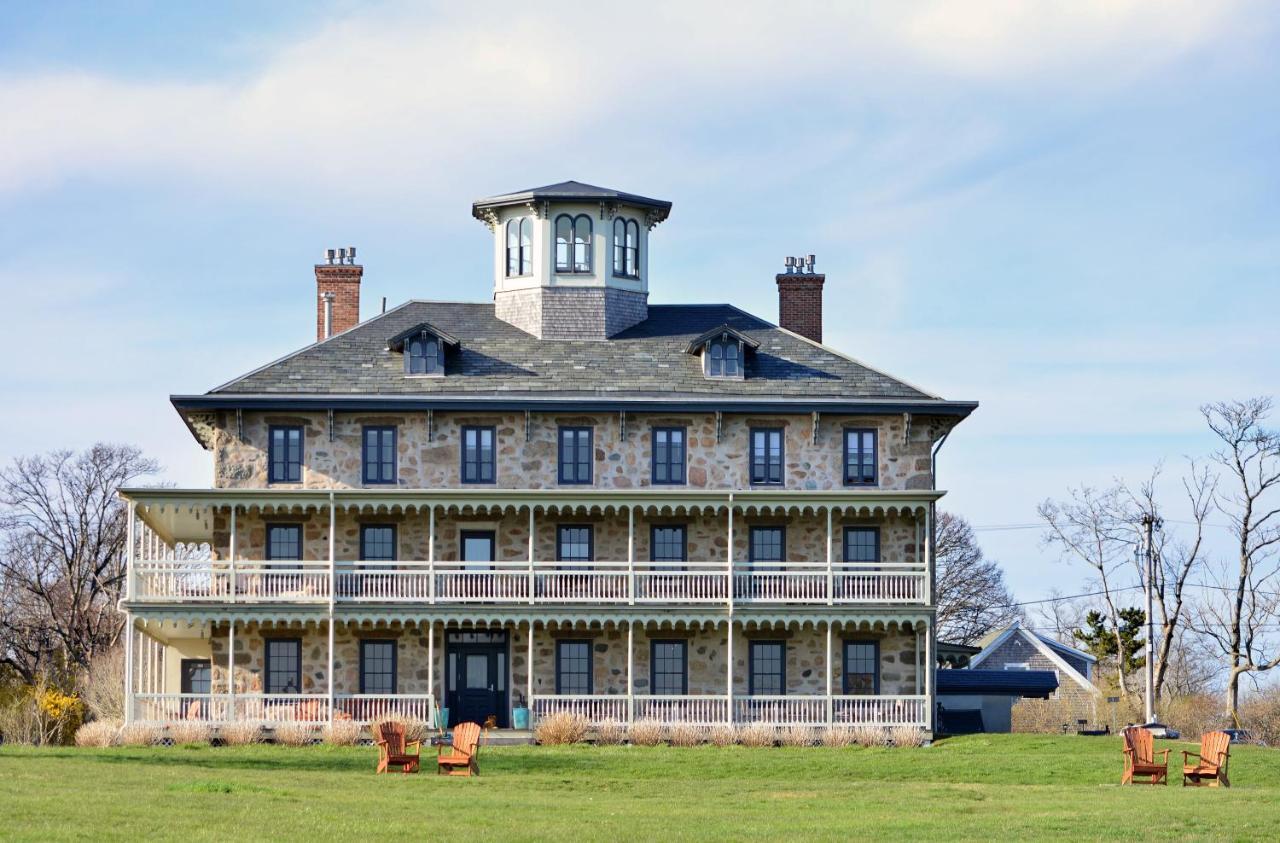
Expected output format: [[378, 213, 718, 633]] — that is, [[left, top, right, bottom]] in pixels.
[[211, 409, 945, 492]]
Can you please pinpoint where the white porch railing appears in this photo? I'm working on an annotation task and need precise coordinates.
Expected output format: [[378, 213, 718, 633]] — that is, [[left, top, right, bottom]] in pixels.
[[333, 694, 436, 725], [832, 695, 927, 727], [529, 694, 928, 728], [732, 695, 827, 726], [131, 558, 926, 605], [133, 693, 331, 724], [633, 695, 729, 725], [530, 694, 629, 723]]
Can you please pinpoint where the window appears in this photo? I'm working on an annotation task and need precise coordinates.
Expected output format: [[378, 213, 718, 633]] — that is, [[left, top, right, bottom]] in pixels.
[[181, 659, 211, 695], [749, 641, 785, 695], [651, 427, 686, 485], [266, 524, 302, 561], [406, 334, 443, 375], [362, 426, 397, 485], [360, 640, 397, 694], [554, 214, 592, 273], [360, 525, 397, 561], [505, 217, 532, 277], [749, 526, 784, 569], [556, 640, 593, 694], [650, 525, 687, 563], [558, 426, 593, 484], [461, 426, 496, 484], [650, 640, 687, 695], [265, 639, 302, 694], [557, 525, 593, 569], [1003, 663, 1030, 671], [460, 530, 495, 572], [706, 339, 743, 377], [612, 218, 639, 277], [749, 428, 784, 485], [844, 429, 877, 486], [843, 641, 879, 694], [843, 527, 880, 564], [268, 425, 303, 483]]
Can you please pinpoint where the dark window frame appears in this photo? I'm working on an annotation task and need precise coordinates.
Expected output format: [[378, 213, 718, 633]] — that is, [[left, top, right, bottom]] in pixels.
[[358, 639, 398, 695], [180, 658, 212, 695], [612, 217, 640, 278], [554, 639, 594, 695], [649, 639, 688, 696], [649, 524, 688, 563], [264, 637, 303, 695], [557, 426, 594, 485], [505, 217, 533, 278], [265, 523, 302, 562], [705, 339, 744, 378], [749, 427, 785, 486], [748, 640, 786, 696], [361, 425, 398, 485], [359, 524, 398, 562], [460, 425, 497, 485], [748, 525, 785, 565], [405, 332, 444, 376], [843, 428, 879, 487], [267, 425, 304, 484], [842, 639, 881, 695], [554, 213, 593, 273], [843, 526, 881, 564], [650, 426, 687, 485], [556, 524, 594, 568]]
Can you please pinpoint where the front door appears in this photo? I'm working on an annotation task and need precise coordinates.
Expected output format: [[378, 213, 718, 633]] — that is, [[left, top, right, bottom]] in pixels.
[[446, 630, 508, 728]]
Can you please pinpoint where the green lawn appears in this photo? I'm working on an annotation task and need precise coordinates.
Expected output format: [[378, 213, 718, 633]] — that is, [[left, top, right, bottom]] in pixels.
[[2, 735, 1278, 841]]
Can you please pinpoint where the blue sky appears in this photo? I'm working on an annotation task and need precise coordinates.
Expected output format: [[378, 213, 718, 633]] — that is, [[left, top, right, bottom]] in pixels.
[[1, 1, 1277, 603]]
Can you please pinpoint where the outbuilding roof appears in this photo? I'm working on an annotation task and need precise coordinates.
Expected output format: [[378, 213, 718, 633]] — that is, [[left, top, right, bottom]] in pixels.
[[937, 669, 1060, 698]]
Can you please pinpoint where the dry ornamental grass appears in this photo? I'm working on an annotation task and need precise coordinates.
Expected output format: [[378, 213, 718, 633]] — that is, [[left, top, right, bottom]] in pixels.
[[779, 725, 816, 747], [668, 722, 705, 747], [117, 724, 161, 747], [627, 719, 666, 746], [737, 722, 776, 748], [593, 719, 627, 746], [74, 721, 120, 747], [218, 721, 263, 746], [273, 722, 316, 746], [534, 712, 589, 745], [168, 721, 213, 746], [707, 724, 738, 747], [820, 727, 856, 747], [323, 720, 363, 746]]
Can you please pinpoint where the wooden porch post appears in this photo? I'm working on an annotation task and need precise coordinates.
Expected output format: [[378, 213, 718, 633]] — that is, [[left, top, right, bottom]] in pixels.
[[527, 507, 536, 605], [228, 506, 237, 602], [726, 497, 734, 609], [123, 613, 134, 724], [427, 621, 435, 726], [925, 619, 935, 732], [526, 621, 535, 726], [627, 506, 635, 606], [626, 621, 634, 724], [125, 502, 137, 600], [427, 505, 436, 605], [327, 495, 336, 725], [227, 620, 236, 722], [825, 622, 834, 727], [825, 507, 834, 606], [326, 619, 336, 726], [915, 626, 923, 695], [725, 620, 734, 726]]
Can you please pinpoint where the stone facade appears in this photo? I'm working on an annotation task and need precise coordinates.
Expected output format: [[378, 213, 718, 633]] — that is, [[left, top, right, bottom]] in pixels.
[[493, 286, 648, 340], [211, 409, 943, 492]]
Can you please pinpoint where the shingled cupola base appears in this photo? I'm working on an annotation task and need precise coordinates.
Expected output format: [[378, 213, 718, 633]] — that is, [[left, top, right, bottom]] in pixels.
[[315, 260, 362, 341], [776, 271, 825, 344]]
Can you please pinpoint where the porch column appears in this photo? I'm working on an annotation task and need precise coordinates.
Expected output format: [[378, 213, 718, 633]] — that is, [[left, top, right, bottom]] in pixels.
[[227, 620, 236, 721], [627, 506, 635, 605], [427, 505, 436, 605], [527, 507, 536, 605], [327, 494, 336, 604], [726, 498, 734, 609], [915, 627, 923, 694], [526, 621, 535, 726], [228, 506, 237, 602], [123, 613, 134, 724], [924, 506, 934, 605], [326, 619, 335, 726], [825, 622, 833, 727], [125, 502, 137, 600], [924, 618, 935, 732], [427, 622, 435, 726], [825, 507, 834, 606], [725, 620, 734, 726], [625, 621, 634, 724]]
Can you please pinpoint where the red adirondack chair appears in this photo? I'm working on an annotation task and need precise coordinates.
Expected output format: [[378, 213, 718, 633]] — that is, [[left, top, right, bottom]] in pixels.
[[1183, 731, 1231, 787], [373, 720, 421, 775], [1121, 726, 1169, 785], [437, 722, 482, 777]]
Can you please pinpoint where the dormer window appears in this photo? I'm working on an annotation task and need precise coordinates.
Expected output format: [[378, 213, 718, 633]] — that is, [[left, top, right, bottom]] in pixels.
[[612, 218, 639, 277], [686, 324, 759, 380], [555, 214, 592, 273], [505, 217, 532, 277], [387, 322, 460, 377]]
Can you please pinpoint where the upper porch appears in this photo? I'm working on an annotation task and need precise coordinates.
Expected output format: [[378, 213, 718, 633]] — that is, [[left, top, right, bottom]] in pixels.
[[121, 488, 940, 608]]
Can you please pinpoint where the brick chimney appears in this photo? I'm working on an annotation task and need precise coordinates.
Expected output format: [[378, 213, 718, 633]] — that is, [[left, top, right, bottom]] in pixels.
[[776, 254, 824, 343], [315, 247, 361, 341]]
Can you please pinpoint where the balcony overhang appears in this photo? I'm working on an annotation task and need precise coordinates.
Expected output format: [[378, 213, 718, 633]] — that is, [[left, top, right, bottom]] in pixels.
[[118, 487, 946, 545]]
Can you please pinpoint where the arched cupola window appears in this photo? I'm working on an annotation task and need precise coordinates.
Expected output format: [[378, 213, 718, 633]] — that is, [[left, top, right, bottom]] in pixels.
[[555, 214, 592, 273], [388, 322, 460, 377], [613, 218, 639, 277], [505, 217, 533, 277]]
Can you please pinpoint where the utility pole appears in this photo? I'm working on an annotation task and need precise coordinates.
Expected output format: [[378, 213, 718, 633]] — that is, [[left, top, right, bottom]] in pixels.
[[1140, 513, 1162, 726]]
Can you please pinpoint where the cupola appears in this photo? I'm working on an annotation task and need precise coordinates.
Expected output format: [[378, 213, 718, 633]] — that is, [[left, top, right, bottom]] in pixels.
[[472, 181, 672, 340]]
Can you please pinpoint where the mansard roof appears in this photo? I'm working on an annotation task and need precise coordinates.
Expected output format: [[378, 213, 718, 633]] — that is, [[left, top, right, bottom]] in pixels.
[[192, 301, 964, 409]]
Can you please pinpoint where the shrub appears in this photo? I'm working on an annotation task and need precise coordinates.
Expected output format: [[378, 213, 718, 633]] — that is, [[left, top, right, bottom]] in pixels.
[[738, 722, 776, 748], [323, 719, 363, 746], [820, 727, 856, 748], [889, 725, 925, 748], [273, 722, 316, 746], [594, 719, 627, 746], [707, 724, 738, 747], [377, 713, 430, 745], [1240, 691, 1280, 746], [628, 719, 666, 747], [535, 712, 589, 745], [778, 725, 816, 747], [168, 721, 213, 746], [1163, 693, 1225, 741], [74, 720, 120, 747], [668, 722, 705, 747], [850, 724, 889, 747], [219, 721, 263, 746], [77, 648, 125, 724], [118, 723, 161, 747]]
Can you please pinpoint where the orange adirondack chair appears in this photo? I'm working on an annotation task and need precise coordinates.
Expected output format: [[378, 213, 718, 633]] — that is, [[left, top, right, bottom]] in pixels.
[[437, 722, 482, 777], [1121, 726, 1169, 785], [1183, 731, 1231, 787], [373, 720, 421, 775]]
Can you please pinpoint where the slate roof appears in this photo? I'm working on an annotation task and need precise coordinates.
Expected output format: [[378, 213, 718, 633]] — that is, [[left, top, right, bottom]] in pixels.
[[206, 301, 943, 401], [937, 669, 1060, 698], [471, 181, 672, 222]]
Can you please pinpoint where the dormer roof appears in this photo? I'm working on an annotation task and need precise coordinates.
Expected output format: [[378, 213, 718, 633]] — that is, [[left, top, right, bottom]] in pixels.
[[684, 324, 761, 355], [386, 321, 460, 352]]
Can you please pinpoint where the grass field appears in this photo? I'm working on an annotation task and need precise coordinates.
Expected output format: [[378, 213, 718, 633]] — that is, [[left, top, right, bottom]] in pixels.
[[2, 734, 1278, 841]]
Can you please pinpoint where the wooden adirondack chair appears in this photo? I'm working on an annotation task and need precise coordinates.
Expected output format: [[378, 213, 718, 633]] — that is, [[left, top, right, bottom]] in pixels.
[[1121, 726, 1169, 785], [1183, 731, 1231, 787], [437, 722, 482, 777], [373, 720, 421, 775]]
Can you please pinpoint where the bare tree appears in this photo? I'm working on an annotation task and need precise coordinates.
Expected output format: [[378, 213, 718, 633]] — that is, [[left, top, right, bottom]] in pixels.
[[0, 444, 158, 681], [1193, 398, 1280, 725], [934, 512, 1022, 645], [1032, 589, 1091, 647]]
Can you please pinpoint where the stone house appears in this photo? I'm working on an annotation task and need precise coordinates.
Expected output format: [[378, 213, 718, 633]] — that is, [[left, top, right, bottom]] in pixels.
[[120, 181, 977, 736]]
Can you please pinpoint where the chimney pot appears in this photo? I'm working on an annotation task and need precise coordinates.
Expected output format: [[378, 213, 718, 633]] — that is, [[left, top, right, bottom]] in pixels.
[[776, 255, 824, 343], [316, 247, 362, 341]]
